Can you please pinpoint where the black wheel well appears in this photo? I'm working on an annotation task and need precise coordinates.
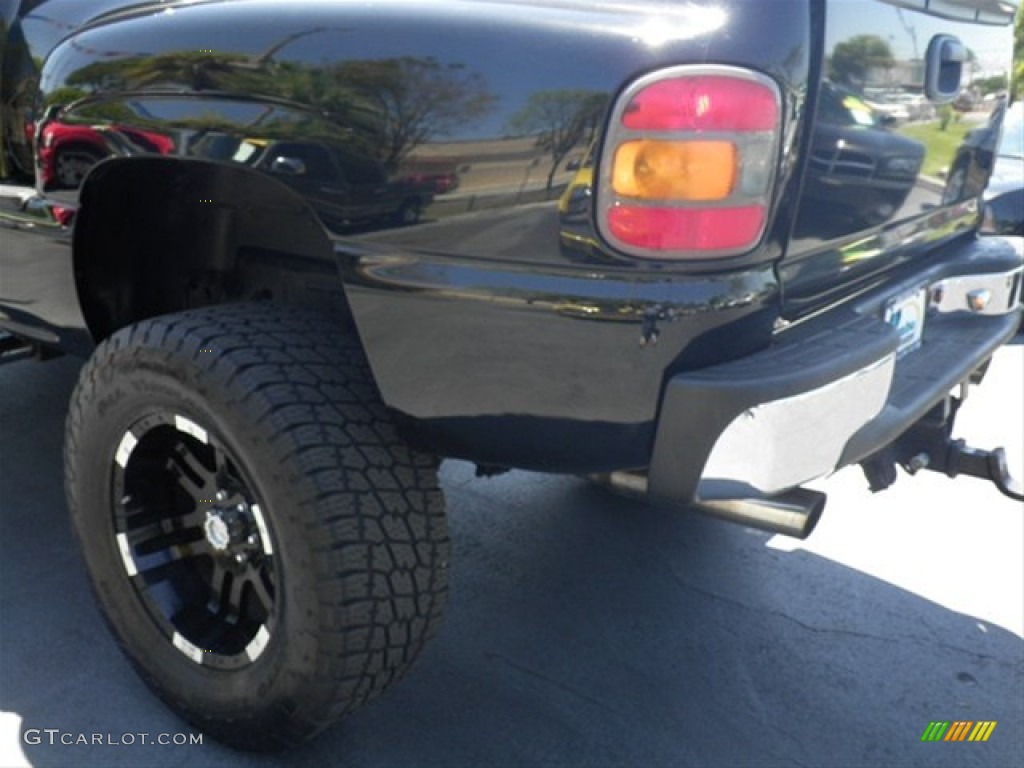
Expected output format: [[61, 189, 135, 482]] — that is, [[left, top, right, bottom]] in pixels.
[[73, 156, 353, 341]]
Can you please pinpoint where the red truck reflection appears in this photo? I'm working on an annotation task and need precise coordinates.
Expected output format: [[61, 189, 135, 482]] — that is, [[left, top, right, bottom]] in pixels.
[[37, 122, 175, 189]]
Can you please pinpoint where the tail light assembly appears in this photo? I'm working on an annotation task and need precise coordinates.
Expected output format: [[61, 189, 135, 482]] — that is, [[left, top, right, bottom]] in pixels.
[[598, 66, 783, 260]]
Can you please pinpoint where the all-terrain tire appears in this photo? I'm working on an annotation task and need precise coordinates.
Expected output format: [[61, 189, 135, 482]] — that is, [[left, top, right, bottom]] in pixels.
[[64, 303, 449, 750]]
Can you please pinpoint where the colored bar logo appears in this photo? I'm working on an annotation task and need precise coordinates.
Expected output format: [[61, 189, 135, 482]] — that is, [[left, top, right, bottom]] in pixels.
[[921, 721, 996, 742]]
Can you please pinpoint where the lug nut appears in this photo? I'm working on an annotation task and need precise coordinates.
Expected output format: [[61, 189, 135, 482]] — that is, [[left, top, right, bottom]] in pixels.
[[215, 489, 229, 502]]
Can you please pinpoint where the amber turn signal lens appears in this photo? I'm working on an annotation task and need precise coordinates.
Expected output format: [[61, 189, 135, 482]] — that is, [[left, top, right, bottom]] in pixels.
[[612, 140, 736, 201]]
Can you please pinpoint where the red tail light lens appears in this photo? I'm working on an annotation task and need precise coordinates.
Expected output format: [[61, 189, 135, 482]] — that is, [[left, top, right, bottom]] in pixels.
[[623, 76, 779, 132], [599, 66, 782, 261], [607, 206, 766, 251]]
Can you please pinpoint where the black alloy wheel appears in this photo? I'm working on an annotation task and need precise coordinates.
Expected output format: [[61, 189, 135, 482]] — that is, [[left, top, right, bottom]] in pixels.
[[112, 411, 277, 669]]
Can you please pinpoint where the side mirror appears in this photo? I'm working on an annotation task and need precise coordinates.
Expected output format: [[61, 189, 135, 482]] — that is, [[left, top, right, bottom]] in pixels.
[[878, 113, 897, 128], [925, 34, 966, 103], [270, 156, 307, 176], [566, 158, 581, 172]]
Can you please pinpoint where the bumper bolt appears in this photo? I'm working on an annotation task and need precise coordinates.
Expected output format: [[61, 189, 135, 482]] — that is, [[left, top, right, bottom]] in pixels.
[[905, 453, 930, 475]]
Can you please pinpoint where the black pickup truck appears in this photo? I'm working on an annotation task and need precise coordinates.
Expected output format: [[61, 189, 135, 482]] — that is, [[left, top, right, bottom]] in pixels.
[[1, 0, 1021, 751]]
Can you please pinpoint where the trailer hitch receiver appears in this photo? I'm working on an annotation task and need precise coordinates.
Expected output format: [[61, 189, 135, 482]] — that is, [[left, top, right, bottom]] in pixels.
[[862, 395, 1024, 502], [939, 441, 1023, 502]]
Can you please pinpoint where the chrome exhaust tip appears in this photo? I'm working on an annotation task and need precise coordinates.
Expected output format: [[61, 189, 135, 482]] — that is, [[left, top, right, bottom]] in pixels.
[[588, 472, 826, 540], [690, 487, 826, 540]]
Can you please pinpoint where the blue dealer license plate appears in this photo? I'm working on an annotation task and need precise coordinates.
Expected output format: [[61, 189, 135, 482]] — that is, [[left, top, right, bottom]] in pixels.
[[884, 289, 927, 358]]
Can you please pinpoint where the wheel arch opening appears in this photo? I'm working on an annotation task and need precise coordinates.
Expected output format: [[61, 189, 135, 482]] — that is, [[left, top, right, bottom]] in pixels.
[[73, 156, 353, 341]]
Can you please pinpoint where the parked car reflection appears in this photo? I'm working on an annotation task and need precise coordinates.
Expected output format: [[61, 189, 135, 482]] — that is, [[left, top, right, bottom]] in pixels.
[[557, 144, 601, 261], [403, 169, 460, 195], [33, 50, 498, 232], [796, 82, 925, 235], [191, 136, 435, 232], [38, 121, 175, 190], [47, 92, 437, 233], [942, 98, 1004, 204]]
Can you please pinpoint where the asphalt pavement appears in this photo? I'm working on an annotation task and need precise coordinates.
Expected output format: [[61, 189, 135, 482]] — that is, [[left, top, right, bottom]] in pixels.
[[1, 337, 1021, 768]]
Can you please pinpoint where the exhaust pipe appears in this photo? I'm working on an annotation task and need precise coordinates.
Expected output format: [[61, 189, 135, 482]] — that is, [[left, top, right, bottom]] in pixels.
[[589, 472, 826, 540], [690, 488, 826, 540]]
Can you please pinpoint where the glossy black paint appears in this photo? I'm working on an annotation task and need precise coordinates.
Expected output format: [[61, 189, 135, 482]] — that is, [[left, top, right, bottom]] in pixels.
[[2, 0, 810, 468], [0, 0, 1016, 471], [984, 185, 1024, 237]]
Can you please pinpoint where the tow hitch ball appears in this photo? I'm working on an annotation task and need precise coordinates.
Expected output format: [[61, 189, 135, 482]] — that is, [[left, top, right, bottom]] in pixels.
[[861, 396, 1024, 502]]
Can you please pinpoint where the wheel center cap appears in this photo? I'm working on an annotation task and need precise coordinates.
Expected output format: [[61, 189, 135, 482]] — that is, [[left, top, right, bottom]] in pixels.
[[204, 512, 232, 550]]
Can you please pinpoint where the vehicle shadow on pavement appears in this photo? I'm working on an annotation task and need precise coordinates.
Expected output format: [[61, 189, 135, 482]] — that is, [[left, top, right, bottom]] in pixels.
[[2, 358, 1021, 768]]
